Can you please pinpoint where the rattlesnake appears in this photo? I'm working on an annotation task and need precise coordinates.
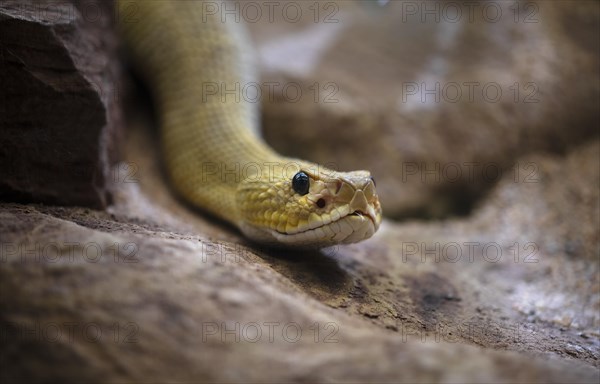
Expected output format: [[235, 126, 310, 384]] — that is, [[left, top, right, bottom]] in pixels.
[[117, 0, 381, 247]]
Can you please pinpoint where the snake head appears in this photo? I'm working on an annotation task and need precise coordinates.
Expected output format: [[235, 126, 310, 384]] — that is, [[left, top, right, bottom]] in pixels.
[[236, 161, 382, 248]]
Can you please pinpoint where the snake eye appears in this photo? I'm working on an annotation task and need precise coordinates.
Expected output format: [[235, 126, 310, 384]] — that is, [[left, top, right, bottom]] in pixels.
[[292, 171, 310, 195], [370, 176, 376, 187]]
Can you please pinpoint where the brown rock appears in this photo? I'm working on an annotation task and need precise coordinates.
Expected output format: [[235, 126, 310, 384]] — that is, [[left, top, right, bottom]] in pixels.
[[0, 115, 597, 382], [0, 0, 120, 208]]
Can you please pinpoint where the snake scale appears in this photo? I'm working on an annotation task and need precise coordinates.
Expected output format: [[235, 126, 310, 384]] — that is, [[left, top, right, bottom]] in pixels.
[[117, 0, 382, 247]]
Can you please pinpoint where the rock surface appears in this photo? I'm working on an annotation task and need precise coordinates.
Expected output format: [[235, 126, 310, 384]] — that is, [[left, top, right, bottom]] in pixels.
[[0, 0, 120, 208], [0, 116, 598, 382]]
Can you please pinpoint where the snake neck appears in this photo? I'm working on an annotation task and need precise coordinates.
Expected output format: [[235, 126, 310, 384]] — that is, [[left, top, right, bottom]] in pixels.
[[119, 1, 383, 246], [118, 0, 281, 224]]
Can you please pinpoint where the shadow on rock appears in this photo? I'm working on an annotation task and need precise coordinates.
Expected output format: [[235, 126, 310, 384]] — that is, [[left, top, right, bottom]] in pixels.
[[248, 244, 355, 306]]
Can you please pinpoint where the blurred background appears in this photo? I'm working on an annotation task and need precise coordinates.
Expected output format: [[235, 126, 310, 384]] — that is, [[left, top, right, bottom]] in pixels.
[[246, 0, 599, 219]]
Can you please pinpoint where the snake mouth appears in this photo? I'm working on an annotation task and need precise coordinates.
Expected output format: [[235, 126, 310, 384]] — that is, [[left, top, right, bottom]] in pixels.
[[240, 202, 381, 247], [274, 209, 378, 237], [273, 210, 378, 236], [349, 210, 378, 226], [267, 212, 378, 247], [236, 208, 380, 248]]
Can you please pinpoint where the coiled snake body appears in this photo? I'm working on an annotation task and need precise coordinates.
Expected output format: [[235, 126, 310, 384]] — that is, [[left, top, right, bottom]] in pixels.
[[117, 0, 382, 247]]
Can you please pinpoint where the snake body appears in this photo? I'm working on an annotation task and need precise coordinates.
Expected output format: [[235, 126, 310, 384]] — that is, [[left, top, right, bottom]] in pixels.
[[117, 0, 382, 247]]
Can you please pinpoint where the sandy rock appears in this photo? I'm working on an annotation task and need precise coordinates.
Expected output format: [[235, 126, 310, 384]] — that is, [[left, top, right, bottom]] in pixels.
[[0, 114, 597, 381]]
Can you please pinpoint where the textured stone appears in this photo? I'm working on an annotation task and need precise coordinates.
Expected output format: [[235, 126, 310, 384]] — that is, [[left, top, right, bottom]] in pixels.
[[0, 0, 120, 208], [0, 114, 597, 382]]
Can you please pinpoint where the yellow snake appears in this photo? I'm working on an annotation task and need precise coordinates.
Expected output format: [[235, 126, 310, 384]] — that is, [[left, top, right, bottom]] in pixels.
[[117, 0, 382, 247]]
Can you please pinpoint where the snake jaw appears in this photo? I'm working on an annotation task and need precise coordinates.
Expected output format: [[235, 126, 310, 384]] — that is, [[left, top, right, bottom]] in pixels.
[[239, 213, 379, 248], [237, 166, 382, 248]]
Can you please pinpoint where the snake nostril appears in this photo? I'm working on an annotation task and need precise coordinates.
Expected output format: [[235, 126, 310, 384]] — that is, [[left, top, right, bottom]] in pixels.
[[316, 198, 326, 208]]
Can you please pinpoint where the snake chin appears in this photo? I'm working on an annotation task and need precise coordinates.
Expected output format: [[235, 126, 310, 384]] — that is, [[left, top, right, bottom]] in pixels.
[[239, 213, 379, 249]]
